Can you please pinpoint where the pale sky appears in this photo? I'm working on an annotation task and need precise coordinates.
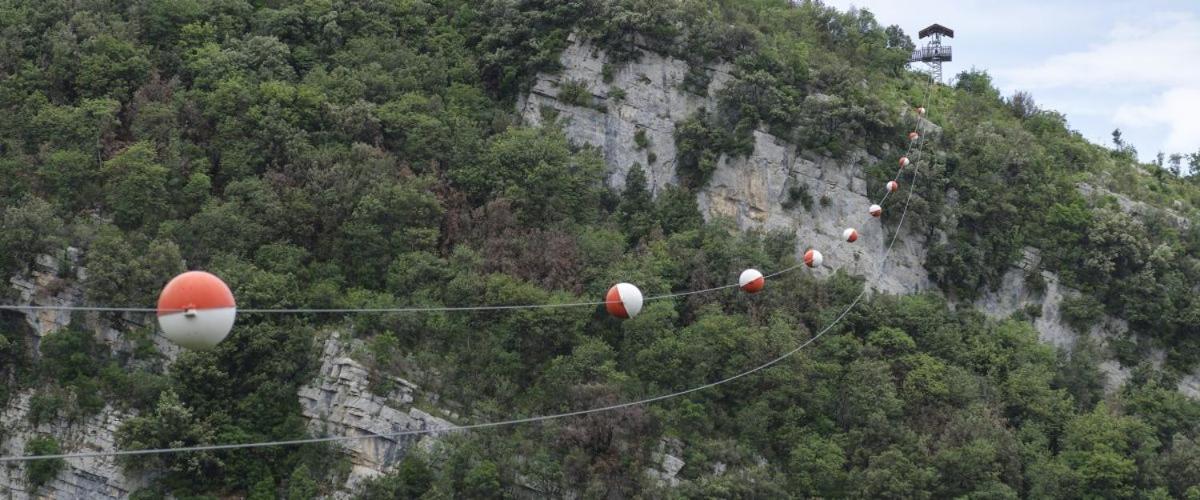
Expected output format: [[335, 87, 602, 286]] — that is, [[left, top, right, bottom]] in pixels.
[[822, 0, 1200, 162]]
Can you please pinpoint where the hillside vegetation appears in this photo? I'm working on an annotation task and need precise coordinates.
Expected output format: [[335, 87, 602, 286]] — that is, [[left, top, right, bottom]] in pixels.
[[2, 0, 1200, 498]]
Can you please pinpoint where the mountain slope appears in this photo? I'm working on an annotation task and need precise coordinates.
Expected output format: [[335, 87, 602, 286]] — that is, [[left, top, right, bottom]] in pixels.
[[2, 1, 1200, 498]]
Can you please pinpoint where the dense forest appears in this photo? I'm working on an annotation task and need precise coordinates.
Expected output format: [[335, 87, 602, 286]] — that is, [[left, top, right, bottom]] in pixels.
[[2, 0, 1200, 498]]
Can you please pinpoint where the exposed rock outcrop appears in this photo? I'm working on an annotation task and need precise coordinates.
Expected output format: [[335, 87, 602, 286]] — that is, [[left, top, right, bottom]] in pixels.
[[519, 37, 930, 295], [1, 258, 454, 497], [1078, 182, 1191, 229], [298, 333, 453, 495], [976, 248, 1134, 392], [0, 392, 139, 499], [9, 252, 84, 342], [0, 251, 146, 499], [518, 35, 733, 194], [646, 438, 685, 488]]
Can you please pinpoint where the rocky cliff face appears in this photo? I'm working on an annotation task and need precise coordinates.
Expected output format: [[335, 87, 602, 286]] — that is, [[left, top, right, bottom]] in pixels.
[[975, 248, 1136, 392], [518, 36, 931, 295], [519, 36, 1200, 399], [0, 392, 138, 499], [1, 253, 143, 499], [297, 332, 453, 496], [2, 34, 1195, 499], [0, 257, 453, 498]]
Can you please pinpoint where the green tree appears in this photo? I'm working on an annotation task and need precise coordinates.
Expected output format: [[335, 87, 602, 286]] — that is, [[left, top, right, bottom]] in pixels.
[[0, 195, 63, 273], [336, 177, 443, 287], [39, 149, 100, 212], [788, 434, 846, 497], [617, 164, 655, 246], [115, 389, 218, 478], [29, 98, 121, 154], [458, 127, 603, 224], [655, 184, 702, 235], [102, 142, 169, 229], [24, 437, 65, 489], [855, 448, 936, 499], [287, 464, 319, 500], [248, 474, 276, 500], [85, 226, 184, 307], [462, 460, 502, 499], [76, 34, 151, 98], [360, 456, 435, 499]]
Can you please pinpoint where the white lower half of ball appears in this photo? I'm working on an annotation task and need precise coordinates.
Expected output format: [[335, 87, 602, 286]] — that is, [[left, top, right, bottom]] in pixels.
[[158, 307, 237, 350]]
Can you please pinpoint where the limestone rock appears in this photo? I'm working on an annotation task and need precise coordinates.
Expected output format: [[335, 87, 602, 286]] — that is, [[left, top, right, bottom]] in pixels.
[[1078, 182, 1191, 229], [0, 391, 141, 499], [518, 37, 731, 194], [520, 37, 929, 295], [646, 438, 685, 488], [976, 248, 1134, 392], [297, 333, 453, 495]]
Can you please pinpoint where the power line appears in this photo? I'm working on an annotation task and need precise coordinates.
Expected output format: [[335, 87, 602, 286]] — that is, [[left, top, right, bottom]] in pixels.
[[0, 79, 937, 465], [0, 265, 817, 315], [0, 279, 768, 315]]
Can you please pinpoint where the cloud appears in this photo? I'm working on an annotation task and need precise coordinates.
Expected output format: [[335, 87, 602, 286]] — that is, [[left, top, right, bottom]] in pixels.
[[1114, 87, 1200, 154], [998, 11, 1200, 156], [1000, 12, 1200, 89], [824, 0, 1085, 49], [825, 1, 1200, 157]]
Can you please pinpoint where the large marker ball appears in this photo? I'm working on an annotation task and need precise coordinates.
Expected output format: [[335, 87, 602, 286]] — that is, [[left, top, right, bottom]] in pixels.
[[605, 283, 644, 319], [739, 269, 765, 293], [899, 156, 910, 168], [886, 180, 899, 193], [157, 271, 237, 350], [843, 228, 859, 243], [804, 249, 823, 268], [869, 204, 882, 217], [908, 131, 920, 142]]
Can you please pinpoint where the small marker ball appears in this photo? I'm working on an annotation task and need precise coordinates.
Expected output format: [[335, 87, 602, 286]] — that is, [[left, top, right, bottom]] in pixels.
[[843, 228, 859, 243], [157, 271, 237, 350], [605, 283, 644, 319], [739, 269, 765, 293], [908, 131, 920, 141], [869, 204, 882, 217], [804, 249, 823, 268], [886, 180, 899, 193], [916, 107, 926, 116], [899, 156, 910, 168]]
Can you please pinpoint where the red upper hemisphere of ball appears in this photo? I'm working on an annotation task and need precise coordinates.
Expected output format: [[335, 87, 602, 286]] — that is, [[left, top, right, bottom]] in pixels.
[[157, 271, 236, 316]]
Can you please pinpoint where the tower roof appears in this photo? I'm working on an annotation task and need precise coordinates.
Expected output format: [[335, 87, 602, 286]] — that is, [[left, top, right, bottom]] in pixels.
[[918, 24, 954, 39]]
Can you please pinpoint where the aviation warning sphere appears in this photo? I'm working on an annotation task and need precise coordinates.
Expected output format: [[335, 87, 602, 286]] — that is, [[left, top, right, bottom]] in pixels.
[[157, 271, 237, 350], [869, 204, 882, 217], [606, 283, 644, 319], [916, 107, 926, 116], [886, 180, 899, 193], [739, 269, 765, 293], [804, 249, 823, 268], [908, 132, 920, 141], [899, 156, 910, 168], [843, 228, 859, 243]]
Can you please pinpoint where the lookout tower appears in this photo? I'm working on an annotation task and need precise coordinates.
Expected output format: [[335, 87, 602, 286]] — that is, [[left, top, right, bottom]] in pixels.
[[910, 24, 953, 83]]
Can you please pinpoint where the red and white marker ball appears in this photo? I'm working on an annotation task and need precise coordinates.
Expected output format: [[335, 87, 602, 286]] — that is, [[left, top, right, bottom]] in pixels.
[[804, 249, 823, 268], [157, 271, 237, 350], [916, 107, 926, 116], [739, 269, 765, 293], [899, 156, 910, 168], [908, 131, 920, 141], [843, 228, 859, 243], [869, 204, 883, 217], [605, 283, 644, 319], [886, 180, 899, 193]]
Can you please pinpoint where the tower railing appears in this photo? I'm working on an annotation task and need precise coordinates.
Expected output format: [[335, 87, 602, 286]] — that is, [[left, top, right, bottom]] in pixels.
[[909, 46, 952, 63]]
